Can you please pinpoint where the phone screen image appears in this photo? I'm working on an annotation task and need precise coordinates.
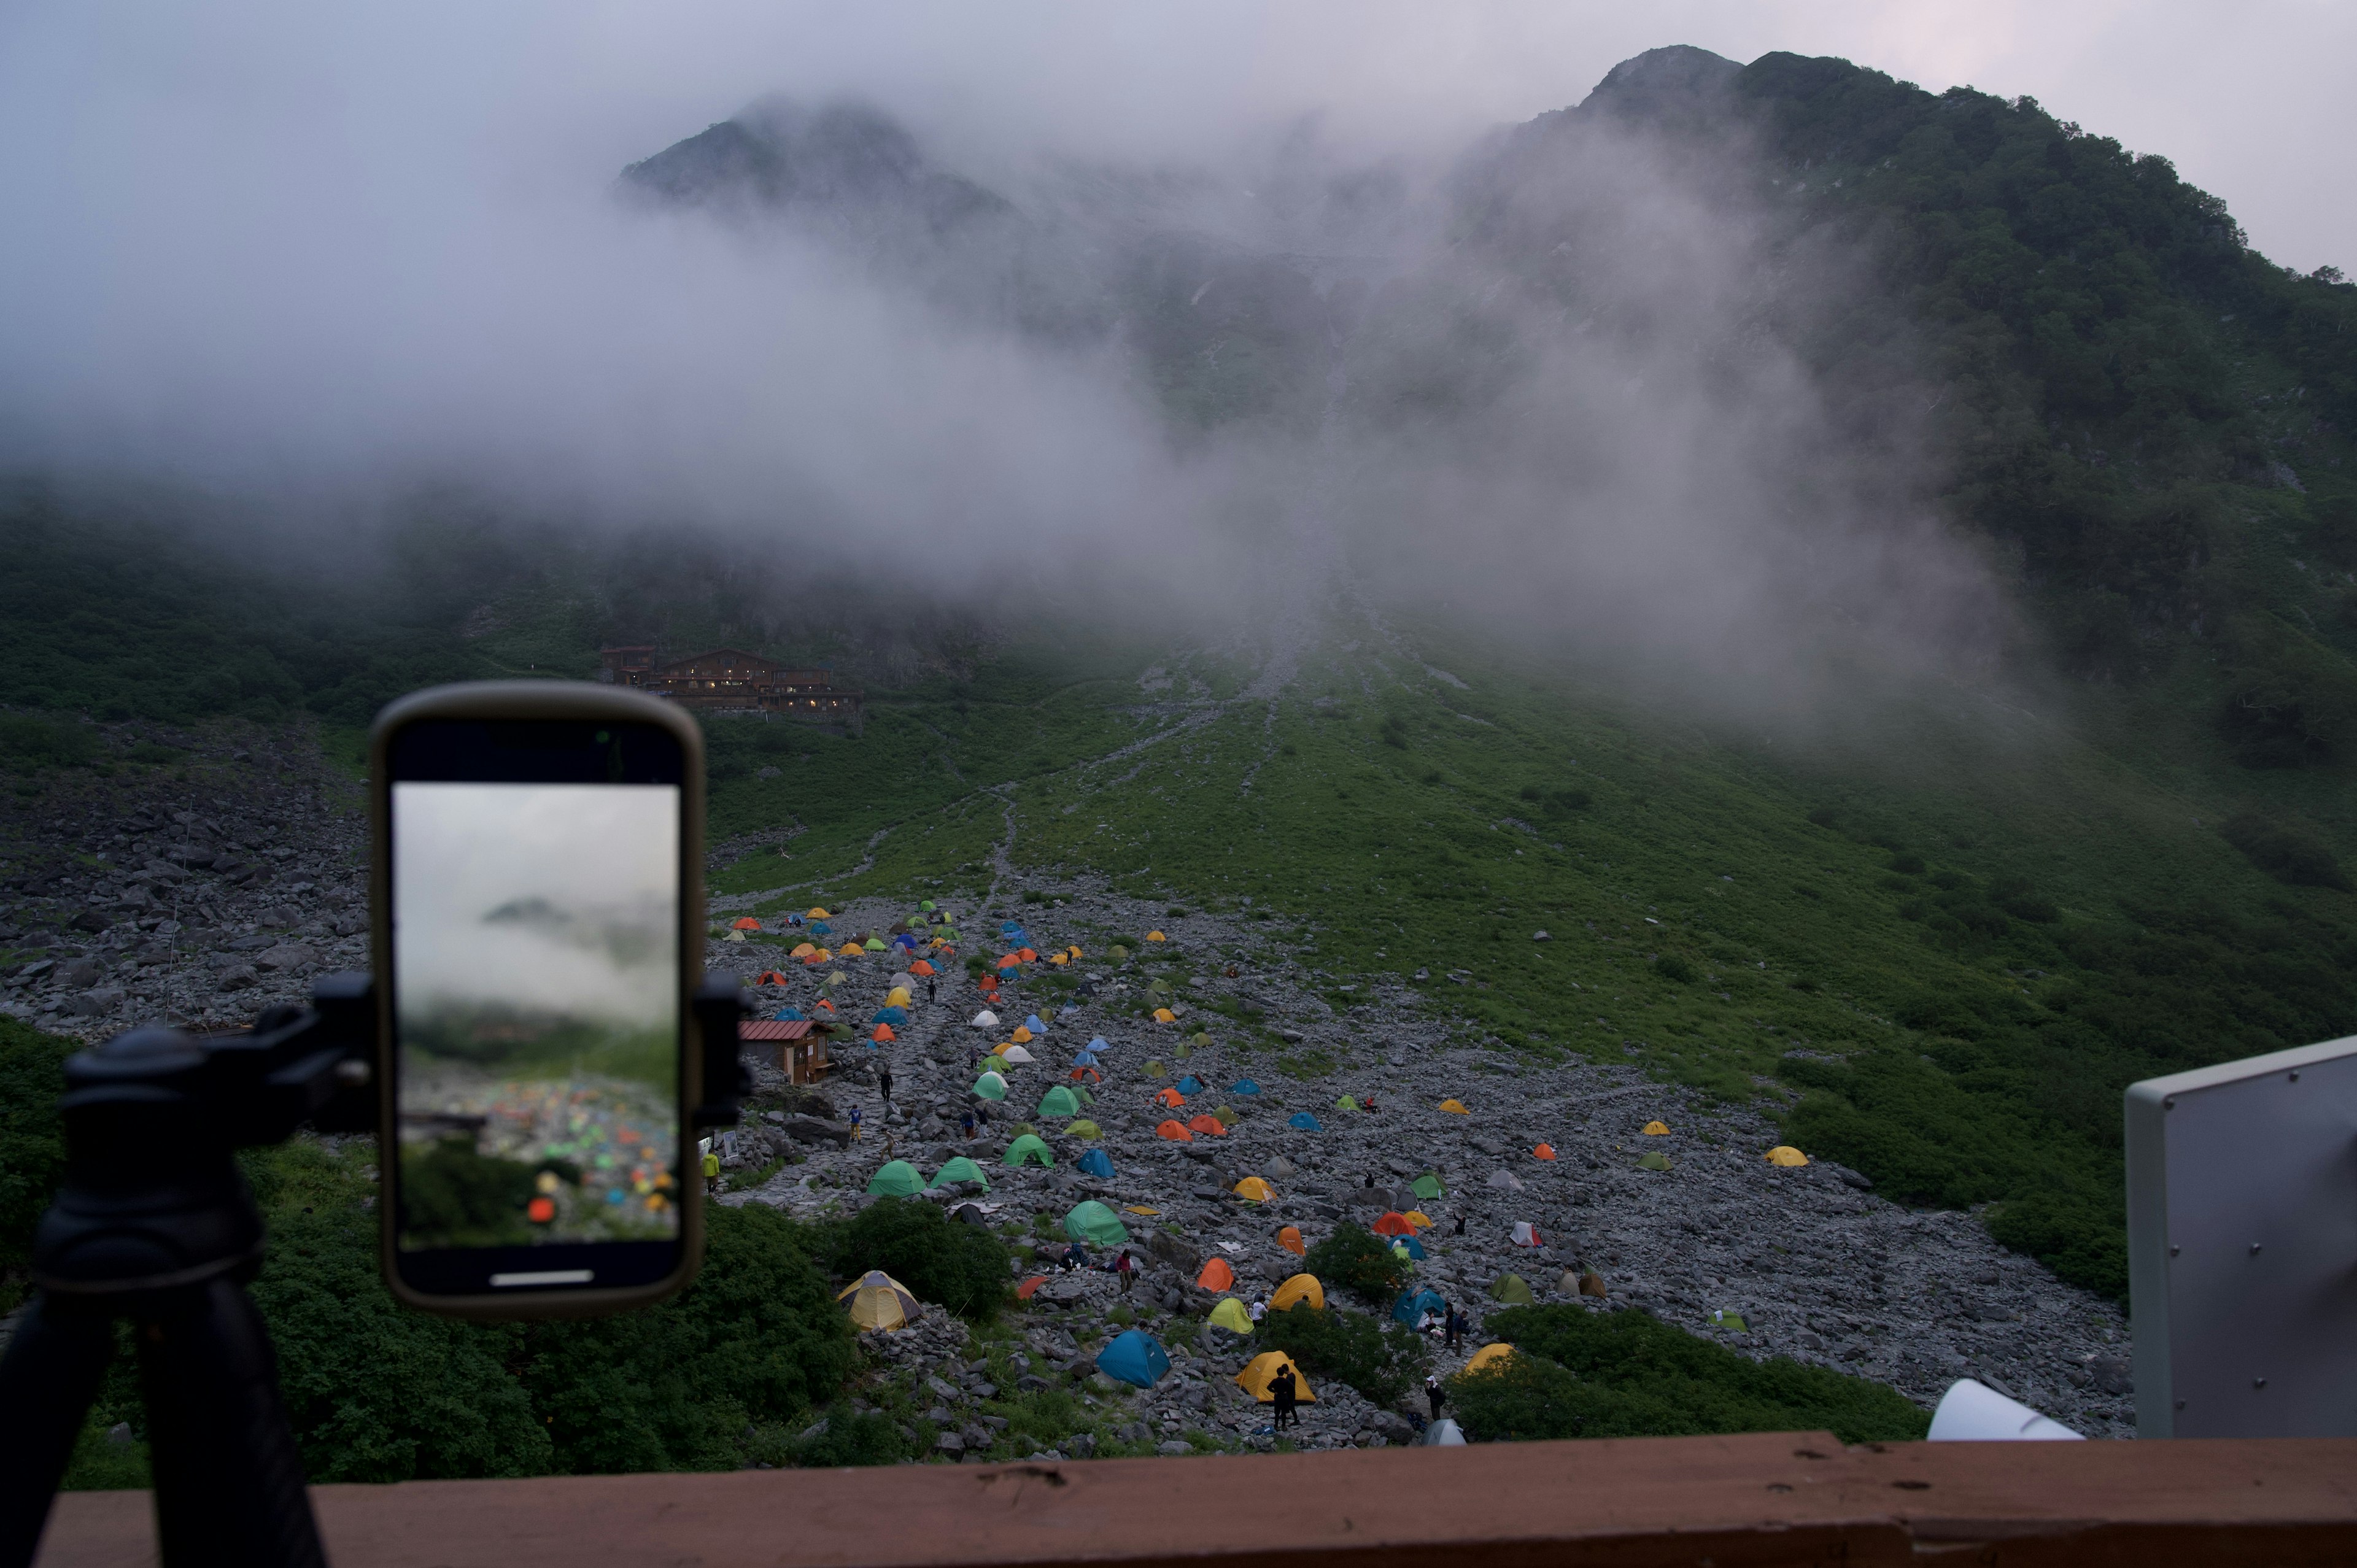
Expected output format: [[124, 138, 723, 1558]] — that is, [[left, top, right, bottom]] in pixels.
[[380, 709, 695, 1303]]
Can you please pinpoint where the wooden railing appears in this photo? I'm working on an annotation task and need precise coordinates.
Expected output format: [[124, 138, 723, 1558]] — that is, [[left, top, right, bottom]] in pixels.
[[35, 1431, 2357, 1567]]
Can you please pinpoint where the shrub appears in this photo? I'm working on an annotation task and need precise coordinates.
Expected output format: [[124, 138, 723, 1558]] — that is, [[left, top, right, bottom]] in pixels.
[[1256, 1303, 1426, 1407], [1888, 852, 1927, 875], [2220, 811, 2351, 890], [1301, 1222, 1411, 1305], [1457, 1306, 1929, 1444], [825, 1195, 1010, 1321], [0, 716, 96, 771], [786, 1404, 908, 1467], [0, 1019, 77, 1297], [1653, 954, 1696, 984]]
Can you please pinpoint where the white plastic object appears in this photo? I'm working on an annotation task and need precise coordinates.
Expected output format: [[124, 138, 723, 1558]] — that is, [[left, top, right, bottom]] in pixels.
[[1927, 1378, 2084, 1441]]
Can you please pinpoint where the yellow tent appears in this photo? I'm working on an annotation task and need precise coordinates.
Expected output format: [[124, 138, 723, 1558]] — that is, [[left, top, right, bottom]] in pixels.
[[1049, 952, 1068, 966], [1271, 1273, 1325, 1312], [1012, 1025, 1033, 1043], [1461, 1343, 1515, 1375], [886, 986, 913, 1007], [838, 1270, 922, 1331], [1404, 1210, 1434, 1229], [1439, 1099, 1469, 1115], [1643, 1120, 1671, 1135], [1208, 1297, 1254, 1335], [791, 942, 816, 957], [1145, 930, 1167, 942], [808, 907, 830, 919], [1235, 1351, 1315, 1403], [1764, 1145, 1809, 1167], [1233, 1176, 1274, 1202], [1069, 946, 1084, 960], [1153, 1007, 1177, 1024]]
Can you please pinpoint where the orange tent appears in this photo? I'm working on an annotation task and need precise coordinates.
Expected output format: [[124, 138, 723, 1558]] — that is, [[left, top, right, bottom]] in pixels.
[[802, 952, 829, 966], [1372, 1211, 1415, 1237], [1070, 1067, 1102, 1083], [873, 1024, 897, 1043], [1156, 1120, 1194, 1142], [1197, 1257, 1236, 1292], [814, 998, 836, 1013], [996, 954, 1021, 970], [1015, 1275, 1050, 1300], [1018, 947, 1039, 962], [1153, 1087, 1186, 1108], [732, 917, 762, 930], [910, 959, 936, 976], [1533, 1143, 1557, 1161], [1186, 1114, 1227, 1137], [1277, 1226, 1306, 1256], [755, 970, 791, 985]]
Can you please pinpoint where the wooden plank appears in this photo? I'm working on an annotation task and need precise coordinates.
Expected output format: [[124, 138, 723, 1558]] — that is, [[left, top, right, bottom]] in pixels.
[[37, 1434, 2357, 1568]]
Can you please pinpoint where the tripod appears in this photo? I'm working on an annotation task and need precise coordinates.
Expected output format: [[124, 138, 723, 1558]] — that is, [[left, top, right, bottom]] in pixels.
[[0, 975, 378, 1568]]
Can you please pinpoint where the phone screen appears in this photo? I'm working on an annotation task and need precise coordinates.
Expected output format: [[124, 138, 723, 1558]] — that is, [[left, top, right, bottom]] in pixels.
[[384, 719, 689, 1300]]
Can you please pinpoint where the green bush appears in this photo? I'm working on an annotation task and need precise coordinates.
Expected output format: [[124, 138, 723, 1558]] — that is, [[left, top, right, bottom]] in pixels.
[[0, 715, 97, 771], [1452, 1306, 1927, 1445], [824, 1195, 1010, 1321], [1653, 954, 1696, 984], [1256, 1303, 1426, 1407], [1301, 1222, 1411, 1305], [787, 1404, 908, 1467], [0, 1019, 78, 1303], [2220, 811, 2351, 890]]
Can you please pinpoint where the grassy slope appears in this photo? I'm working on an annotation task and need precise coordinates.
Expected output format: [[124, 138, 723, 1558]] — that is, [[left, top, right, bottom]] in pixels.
[[703, 624, 2357, 1302]]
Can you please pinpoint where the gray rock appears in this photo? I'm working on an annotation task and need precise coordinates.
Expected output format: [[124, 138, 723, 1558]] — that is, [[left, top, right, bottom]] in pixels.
[[934, 1431, 965, 1453], [255, 943, 317, 973], [216, 965, 258, 992]]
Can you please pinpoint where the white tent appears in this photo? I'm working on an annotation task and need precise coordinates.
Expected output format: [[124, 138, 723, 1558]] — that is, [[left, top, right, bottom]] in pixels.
[[1510, 1221, 1544, 1248], [972, 1010, 1000, 1029]]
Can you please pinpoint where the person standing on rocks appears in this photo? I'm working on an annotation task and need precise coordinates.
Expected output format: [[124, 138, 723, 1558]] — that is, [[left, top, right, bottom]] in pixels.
[[1443, 1305, 1462, 1353], [878, 1064, 893, 1105], [1117, 1249, 1136, 1294], [961, 1109, 977, 1140], [1425, 1372, 1446, 1424], [1271, 1364, 1298, 1431]]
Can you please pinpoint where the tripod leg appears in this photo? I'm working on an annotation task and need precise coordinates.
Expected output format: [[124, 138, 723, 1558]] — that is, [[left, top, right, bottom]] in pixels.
[[0, 1292, 115, 1568], [136, 1277, 325, 1568]]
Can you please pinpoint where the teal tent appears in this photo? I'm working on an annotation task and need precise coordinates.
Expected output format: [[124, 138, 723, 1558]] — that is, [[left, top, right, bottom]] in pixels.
[[866, 1160, 924, 1197], [1038, 1086, 1080, 1118], [1062, 1200, 1129, 1246], [1095, 1329, 1169, 1389], [1288, 1113, 1323, 1131], [1392, 1286, 1447, 1326], [1077, 1148, 1115, 1178]]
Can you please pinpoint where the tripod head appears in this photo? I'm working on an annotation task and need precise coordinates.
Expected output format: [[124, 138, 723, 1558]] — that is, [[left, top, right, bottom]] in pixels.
[[34, 974, 377, 1300]]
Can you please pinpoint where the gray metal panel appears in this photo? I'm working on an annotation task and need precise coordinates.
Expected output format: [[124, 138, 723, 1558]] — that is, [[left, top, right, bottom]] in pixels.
[[2126, 1035, 2357, 1438]]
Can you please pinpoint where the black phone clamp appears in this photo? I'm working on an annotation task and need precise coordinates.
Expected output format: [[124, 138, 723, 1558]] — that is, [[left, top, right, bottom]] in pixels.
[[691, 971, 753, 1130]]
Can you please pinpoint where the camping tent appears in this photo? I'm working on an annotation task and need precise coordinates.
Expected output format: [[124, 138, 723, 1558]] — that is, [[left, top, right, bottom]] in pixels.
[[838, 1270, 923, 1331], [1392, 1235, 1426, 1261], [1067, 1119, 1102, 1139], [866, 1161, 925, 1197], [863, 937, 888, 952], [1096, 1329, 1171, 1389], [732, 916, 762, 931], [1088, 1036, 1110, 1052], [1487, 1170, 1523, 1192], [1152, 1008, 1177, 1024], [1438, 1099, 1469, 1115], [1207, 1297, 1253, 1335], [1463, 1342, 1517, 1374], [972, 1010, 1000, 1028], [1177, 1076, 1204, 1095], [1004, 1134, 1053, 1168], [1393, 1286, 1447, 1326], [1288, 1113, 1323, 1132], [885, 986, 913, 1006], [973, 1073, 1008, 1101], [1197, 1257, 1236, 1292], [870, 1006, 908, 1025], [1155, 1119, 1194, 1142], [1404, 1210, 1434, 1230], [1233, 1176, 1274, 1203], [1230, 1078, 1261, 1095], [1271, 1274, 1325, 1312], [1024, 1014, 1047, 1033], [1012, 1026, 1034, 1045], [1764, 1145, 1809, 1167], [999, 1045, 1036, 1065], [1643, 1120, 1671, 1135], [1638, 1151, 1672, 1172], [929, 1157, 990, 1191], [1533, 1143, 1556, 1161], [1039, 1086, 1080, 1118], [1145, 930, 1167, 943], [872, 1024, 897, 1044], [772, 1006, 805, 1021], [1153, 1086, 1186, 1108], [1372, 1211, 1415, 1237], [1422, 1419, 1468, 1446], [1185, 1114, 1226, 1137], [1509, 1221, 1544, 1247], [1489, 1273, 1535, 1305], [1235, 1352, 1314, 1403], [791, 943, 817, 957], [1076, 1148, 1115, 1178], [1411, 1173, 1446, 1201], [1063, 1200, 1129, 1246]]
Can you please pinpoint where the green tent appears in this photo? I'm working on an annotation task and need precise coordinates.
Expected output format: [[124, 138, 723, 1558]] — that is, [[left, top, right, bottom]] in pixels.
[[865, 1160, 925, 1197], [1004, 1134, 1054, 1168], [1174, 1043, 1192, 1060], [1489, 1273, 1535, 1305], [1063, 1200, 1129, 1247], [929, 1156, 990, 1191], [1145, 1060, 1165, 1078], [1411, 1173, 1446, 1201], [973, 1072, 1008, 1101], [1637, 1151, 1672, 1172], [1038, 1086, 1081, 1118], [1109, 944, 1129, 960], [863, 937, 888, 951], [1191, 1032, 1214, 1049], [919, 900, 936, 912], [1334, 1095, 1358, 1111], [1066, 1119, 1102, 1139], [1070, 1084, 1094, 1105], [1211, 1106, 1239, 1126]]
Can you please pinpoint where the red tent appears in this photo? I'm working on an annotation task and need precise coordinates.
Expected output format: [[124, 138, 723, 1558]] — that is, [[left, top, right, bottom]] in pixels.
[[1186, 1114, 1227, 1137], [1372, 1211, 1415, 1237], [872, 1024, 897, 1043], [1155, 1120, 1194, 1142], [1533, 1143, 1557, 1161], [732, 916, 762, 931], [754, 970, 791, 985]]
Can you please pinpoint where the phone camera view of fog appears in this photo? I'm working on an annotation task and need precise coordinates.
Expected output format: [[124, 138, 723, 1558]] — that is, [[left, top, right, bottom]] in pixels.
[[393, 782, 681, 1252]]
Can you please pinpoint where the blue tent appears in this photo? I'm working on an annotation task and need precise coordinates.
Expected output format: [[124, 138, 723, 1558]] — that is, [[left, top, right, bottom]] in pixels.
[[1392, 1287, 1447, 1326], [772, 1006, 805, 1021], [1024, 1014, 1047, 1033], [786, 913, 804, 927], [894, 932, 920, 950], [1095, 1329, 1171, 1389], [1072, 1053, 1100, 1070], [1177, 1075, 1205, 1095], [999, 921, 1023, 936], [1088, 1037, 1110, 1052], [1391, 1235, 1426, 1261], [870, 1006, 909, 1025], [1288, 1112, 1323, 1131], [810, 921, 832, 936], [1229, 1078, 1262, 1095], [1076, 1148, 1115, 1178]]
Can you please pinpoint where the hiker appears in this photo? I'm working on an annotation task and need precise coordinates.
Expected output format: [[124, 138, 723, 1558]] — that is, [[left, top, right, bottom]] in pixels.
[[878, 1064, 892, 1103], [1362, 1095, 1379, 1114], [1425, 1373, 1446, 1424], [848, 1105, 862, 1141], [1452, 1213, 1466, 1237], [702, 1145, 721, 1195], [961, 1109, 977, 1140], [1444, 1305, 1462, 1353], [1117, 1249, 1136, 1293], [1364, 1172, 1377, 1189], [1248, 1297, 1266, 1325], [927, 978, 937, 1004], [1271, 1364, 1298, 1430]]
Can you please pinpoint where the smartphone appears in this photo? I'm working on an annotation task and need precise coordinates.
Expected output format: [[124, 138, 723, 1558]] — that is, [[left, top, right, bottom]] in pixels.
[[369, 682, 706, 1317]]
